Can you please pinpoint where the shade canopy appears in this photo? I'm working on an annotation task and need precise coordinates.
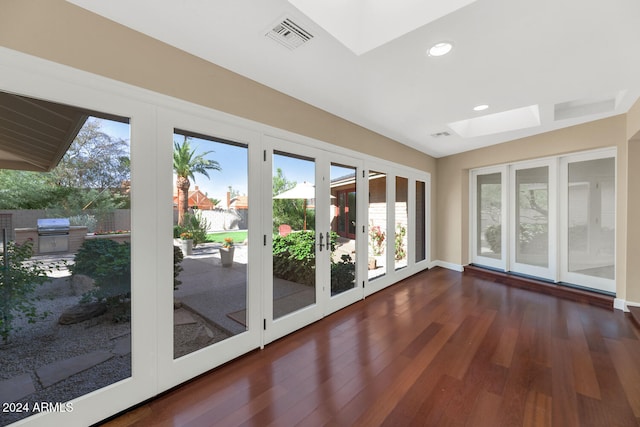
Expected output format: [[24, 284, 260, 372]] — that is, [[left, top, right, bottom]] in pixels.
[[273, 181, 315, 231], [273, 181, 315, 200]]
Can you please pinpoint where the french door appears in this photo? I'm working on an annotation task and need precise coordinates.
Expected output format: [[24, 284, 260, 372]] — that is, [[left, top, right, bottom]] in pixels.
[[156, 109, 262, 391], [263, 137, 364, 343]]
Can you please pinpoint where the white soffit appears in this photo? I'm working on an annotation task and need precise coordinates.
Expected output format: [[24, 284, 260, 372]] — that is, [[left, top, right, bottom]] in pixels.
[[287, 0, 477, 55], [553, 92, 623, 121], [448, 105, 541, 138]]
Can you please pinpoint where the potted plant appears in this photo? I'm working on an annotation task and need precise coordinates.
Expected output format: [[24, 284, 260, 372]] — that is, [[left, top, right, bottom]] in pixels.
[[220, 237, 234, 267], [179, 231, 193, 256]]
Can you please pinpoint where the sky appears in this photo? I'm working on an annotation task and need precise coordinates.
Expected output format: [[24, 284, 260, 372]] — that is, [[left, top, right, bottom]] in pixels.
[[95, 117, 323, 207]]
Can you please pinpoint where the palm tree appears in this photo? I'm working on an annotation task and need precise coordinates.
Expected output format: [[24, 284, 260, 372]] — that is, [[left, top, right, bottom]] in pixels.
[[173, 136, 221, 226]]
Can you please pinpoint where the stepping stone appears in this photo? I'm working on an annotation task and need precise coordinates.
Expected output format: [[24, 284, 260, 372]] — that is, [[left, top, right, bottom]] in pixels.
[[112, 336, 131, 356], [0, 373, 35, 404], [174, 308, 197, 325], [58, 301, 107, 325], [36, 350, 113, 388]]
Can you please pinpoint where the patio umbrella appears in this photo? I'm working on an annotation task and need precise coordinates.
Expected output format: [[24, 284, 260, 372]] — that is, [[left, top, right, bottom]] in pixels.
[[273, 181, 315, 230]]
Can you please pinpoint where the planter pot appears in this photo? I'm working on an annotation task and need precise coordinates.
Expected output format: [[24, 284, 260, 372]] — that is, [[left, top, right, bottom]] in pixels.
[[220, 247, 235, 267], [180, 239, 193, 256]]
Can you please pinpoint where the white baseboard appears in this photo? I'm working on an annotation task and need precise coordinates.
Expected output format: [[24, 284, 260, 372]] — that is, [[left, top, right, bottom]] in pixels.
[[614, 298, 628, 312], [430, 260, 464, 272], [622, 299, 640, 312]]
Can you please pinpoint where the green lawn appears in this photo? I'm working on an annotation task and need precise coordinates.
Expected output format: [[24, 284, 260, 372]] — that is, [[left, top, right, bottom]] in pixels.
[[206, 231, 248, 244]]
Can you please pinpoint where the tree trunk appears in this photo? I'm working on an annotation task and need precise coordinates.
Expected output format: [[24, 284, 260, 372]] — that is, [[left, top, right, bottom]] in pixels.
[[177, 176, 190, 226]]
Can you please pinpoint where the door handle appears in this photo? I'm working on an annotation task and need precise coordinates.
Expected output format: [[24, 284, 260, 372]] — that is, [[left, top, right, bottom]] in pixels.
[[318, 232, 323, 252], [326, 232, 331, 251]]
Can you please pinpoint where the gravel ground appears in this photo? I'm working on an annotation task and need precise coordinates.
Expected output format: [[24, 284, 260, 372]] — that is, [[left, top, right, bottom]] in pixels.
[[0, 277, 132, 426], [0, 272, 232, 426]]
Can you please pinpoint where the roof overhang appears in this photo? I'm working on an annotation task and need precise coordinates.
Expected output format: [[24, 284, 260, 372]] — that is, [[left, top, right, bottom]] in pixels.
[[0, 91, 90, 172]]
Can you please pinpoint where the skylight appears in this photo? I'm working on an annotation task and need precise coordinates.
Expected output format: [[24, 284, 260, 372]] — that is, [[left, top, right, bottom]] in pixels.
[[287, 0, 477, 55], [448, 105, 541, 138]]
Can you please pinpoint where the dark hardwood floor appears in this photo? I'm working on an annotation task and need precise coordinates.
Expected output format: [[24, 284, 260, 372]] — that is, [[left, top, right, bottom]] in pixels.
[[101, 267, 640, 427]]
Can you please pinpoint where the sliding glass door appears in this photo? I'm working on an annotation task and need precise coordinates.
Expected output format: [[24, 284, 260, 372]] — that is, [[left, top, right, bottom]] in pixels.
[[471, 149, 615, 294], [471, 167, 507, 270], [560, 152, 616, 293], [510, 161, 556, 280]]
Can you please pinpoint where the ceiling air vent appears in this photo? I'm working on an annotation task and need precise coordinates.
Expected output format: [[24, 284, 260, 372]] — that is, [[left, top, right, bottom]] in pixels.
[[430, 131, 451, 138], [266, 18, 314, 50]]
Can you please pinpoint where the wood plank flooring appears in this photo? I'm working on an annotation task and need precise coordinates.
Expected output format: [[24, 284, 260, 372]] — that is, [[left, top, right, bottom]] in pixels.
[[100, 267, 640, 427]]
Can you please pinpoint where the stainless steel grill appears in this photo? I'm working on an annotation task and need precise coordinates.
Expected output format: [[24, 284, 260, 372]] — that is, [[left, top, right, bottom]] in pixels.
[[37, 218, 70, 253]]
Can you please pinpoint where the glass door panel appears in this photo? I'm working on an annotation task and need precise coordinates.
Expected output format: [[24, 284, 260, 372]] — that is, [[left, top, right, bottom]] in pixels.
[[172, 130, 249, 359], [510, 162, 555, 280], [562, 155, 615, 293], [475, 172, 505, 270], [395, 176, 409, 270], [330, 163, 357, 297], [415, 180, 427, 263], [0, 94, 132, 425], [368, 171, 387, 281], [272, 151, 317, 319], [515, 166, 549, 267]]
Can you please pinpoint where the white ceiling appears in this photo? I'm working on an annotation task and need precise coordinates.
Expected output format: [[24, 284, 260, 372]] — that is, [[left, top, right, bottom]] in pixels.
[[68, 0, 640, 158]]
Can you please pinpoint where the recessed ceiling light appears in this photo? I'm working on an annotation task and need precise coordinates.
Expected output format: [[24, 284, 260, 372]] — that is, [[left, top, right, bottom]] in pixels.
[[473, 104, 489, 111], [427, 42, 453, 57]]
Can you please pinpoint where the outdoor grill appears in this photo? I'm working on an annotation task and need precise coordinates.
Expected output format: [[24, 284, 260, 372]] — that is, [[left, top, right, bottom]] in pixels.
[[37, 218, 70, 253]]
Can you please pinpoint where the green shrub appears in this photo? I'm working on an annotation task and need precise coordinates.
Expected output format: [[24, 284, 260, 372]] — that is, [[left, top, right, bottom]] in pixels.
[[173, 245, 184, 289], [272, 231, 316, 286], [331, 254, 355, 295], [72, 239, 131, 321], [69, 213, 98, 233], [272, 231, 341, 286], [0, 240, 60, 343], [395, 223, 406, 261], [175, 211, 210, 247], [484, 224, 501, 253]]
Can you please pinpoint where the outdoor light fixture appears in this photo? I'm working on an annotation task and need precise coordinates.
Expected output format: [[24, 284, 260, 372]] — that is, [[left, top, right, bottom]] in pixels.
[[427, 41, 453, 57]]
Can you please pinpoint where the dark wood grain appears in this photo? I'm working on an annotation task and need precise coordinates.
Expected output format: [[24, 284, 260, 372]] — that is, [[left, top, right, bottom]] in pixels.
[[100, 267, 640, 427]]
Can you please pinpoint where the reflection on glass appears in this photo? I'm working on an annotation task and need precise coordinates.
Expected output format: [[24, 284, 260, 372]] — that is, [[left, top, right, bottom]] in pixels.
[[272, 152, 316, 319], [330, 163, 357, 296], [0, 91, 131, 426], [395, 176, 408, 270], [415, 180, 426, 262], [477, 173, 502, 259], [172, 130, 248, 359], [516, 166, 549, 267], [568, 157, 615, 279], [368, 171, 386, 280]]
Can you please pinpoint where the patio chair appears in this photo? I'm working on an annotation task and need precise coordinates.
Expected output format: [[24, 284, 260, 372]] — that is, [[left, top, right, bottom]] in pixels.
[[278, 224, 292, 236]]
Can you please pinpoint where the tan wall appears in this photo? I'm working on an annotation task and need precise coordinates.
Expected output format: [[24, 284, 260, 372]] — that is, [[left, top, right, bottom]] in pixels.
[[0, 1, 434, 173], [0, 0, 437, 265], [436, 115, 630, 297], [627, 98, 640, 301]]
